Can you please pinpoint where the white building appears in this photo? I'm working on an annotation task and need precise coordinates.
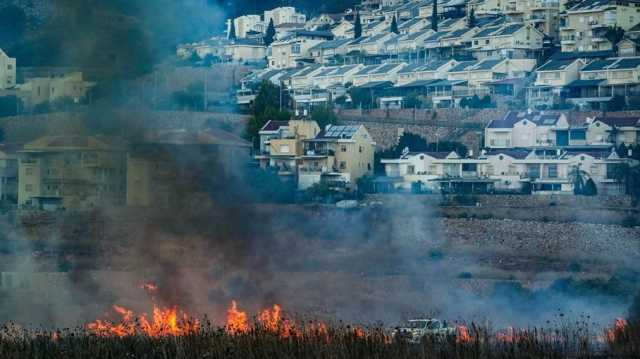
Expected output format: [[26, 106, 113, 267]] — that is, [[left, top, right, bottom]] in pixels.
[[264, 7, 306, 26], [229, 15, 264, 38], [381, 147, 631, 195], [0, 49, 16, 90]]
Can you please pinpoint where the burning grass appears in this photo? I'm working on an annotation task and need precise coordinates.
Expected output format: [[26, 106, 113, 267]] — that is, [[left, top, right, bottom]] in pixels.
[[1, 285, 638, 358], [1, 310, 639, 358]]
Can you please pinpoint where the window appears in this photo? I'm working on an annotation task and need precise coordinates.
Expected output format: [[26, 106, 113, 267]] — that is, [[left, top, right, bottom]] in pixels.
[[462, 163, 477, 172], [547, 164, 558, 178], [339, 161, 346, 170], [25, 184, 33, 192], [341, 144, 347, 152], [407, 165, 415, 174], [292, 44, 301, 54], [280, 144, 290, 153], [7, 64, 12, 70], [607, 163, 622, 180], [359, 146, 363, 153], [25, 168, 33, 175], [570, 129, 586, 140]]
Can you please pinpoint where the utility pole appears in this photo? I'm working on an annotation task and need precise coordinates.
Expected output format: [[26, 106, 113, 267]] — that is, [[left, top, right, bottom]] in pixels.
[[203, 70, 208, 111]]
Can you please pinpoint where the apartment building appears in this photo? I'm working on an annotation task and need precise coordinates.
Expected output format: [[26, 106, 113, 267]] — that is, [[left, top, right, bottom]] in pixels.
[[0, 49, 16, 90], [18, 135, 127, 210], [503, 0, 562, 40], [255, 120, 321, 180], [560, 0, 640, 53], [299, 124, 376, 189], [229, 15, 264, 38], [586, 115, 640, 146], [18, 72, 93, 108], [264, 7, 307, 26]]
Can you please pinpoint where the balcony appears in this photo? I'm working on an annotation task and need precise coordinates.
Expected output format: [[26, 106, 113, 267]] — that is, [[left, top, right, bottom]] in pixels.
[[560, 36, 575, 45]]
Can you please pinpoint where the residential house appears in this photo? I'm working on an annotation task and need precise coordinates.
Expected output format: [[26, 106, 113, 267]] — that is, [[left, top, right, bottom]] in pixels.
[[306, 13, 343, 30], [585, 116, 640, 146], [0, 146, 18, 204], [127, 129, 250, 207], [572, 57, 640, 108], [385, 29, 435, 53], [256, 120, 321, 181], [447, 58, 536, 88], [527, 58, 585, 107], [484, 111, 573, 148], [18, 135, 127, 210], [268, 32, 333, 69], [346, 33, 398, 55], [331, 20, 355, 38], [470, 23, 545, 59], [308, 38, 354, 64], [0, 49, 16, 90], [381, 147, 631, 194], [396, 60, 458, 85], [617, 38, 640, 57], [380, 150, 497, 193], [299, 124, 375, 189], [352, 63, 406, 86], [225, 39, 267, 63], [398, 18, 429, 34], [363, 19, 392, 36], [309, 64, 365, 89], [560, 0, 640, 53]]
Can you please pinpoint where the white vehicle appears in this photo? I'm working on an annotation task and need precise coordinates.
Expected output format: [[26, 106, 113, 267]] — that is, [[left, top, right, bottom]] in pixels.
[[392, 319, 457, 343]]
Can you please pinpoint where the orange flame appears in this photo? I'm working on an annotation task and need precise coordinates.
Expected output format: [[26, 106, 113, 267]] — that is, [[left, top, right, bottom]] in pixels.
[[226, 300, 249, 334], [457, 325, 471, 343], [606, 317, 628, 342]]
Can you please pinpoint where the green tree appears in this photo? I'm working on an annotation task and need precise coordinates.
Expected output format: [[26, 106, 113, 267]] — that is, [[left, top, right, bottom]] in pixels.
[[265, 19, 276, 47], [605, 26, 625, 50], [354, 13, 362, 39], [310, 105, 338, 130], [431, 0, 438, 31], [569, 165, 591, 195], [467, 9, 476, 28], [244, 81, 291, 147], [612, 163, 640, 205], [390, 15, 399, 34], [229, 18, 236, 39]]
